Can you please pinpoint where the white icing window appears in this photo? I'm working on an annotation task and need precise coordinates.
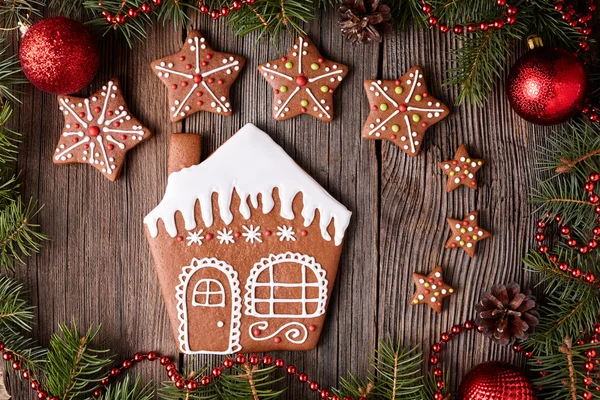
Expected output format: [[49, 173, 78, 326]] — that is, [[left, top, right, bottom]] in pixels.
[[244, 253, 328, 318], [192, 278, 225, 307]]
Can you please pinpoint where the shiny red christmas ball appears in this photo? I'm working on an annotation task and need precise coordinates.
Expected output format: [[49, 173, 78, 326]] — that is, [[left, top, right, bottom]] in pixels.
[[458, 361, 536, 400], [19, 17, 100, 95], [506, 47, 587, 125]]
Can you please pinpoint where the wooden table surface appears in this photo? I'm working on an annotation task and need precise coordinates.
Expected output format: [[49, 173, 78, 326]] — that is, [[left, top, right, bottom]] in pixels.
[[9, 6, 551, 399]]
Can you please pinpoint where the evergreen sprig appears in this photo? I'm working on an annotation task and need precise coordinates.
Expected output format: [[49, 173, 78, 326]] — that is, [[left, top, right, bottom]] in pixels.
[[44, 324, 112, 400], [94, 376, 154, 400], [0, 43, 25, 105], [0, 274, 34, 333], [0, 0, 44, 35]]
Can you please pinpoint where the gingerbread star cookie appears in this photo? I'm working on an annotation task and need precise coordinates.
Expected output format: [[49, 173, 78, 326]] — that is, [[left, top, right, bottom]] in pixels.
[[362, 66, 449, 156], [54, 78, 152, 181], [411, 266, 455, 313], [258, 36, 348, 122], [445, 210, 491, 257], [151, 30, 246, 122], [438, 144, 485, 192]]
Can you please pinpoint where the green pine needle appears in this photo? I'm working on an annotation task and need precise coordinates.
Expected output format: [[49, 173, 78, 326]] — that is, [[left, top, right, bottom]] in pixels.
[[0, 43, 26, 104], [0, 275, 34, 333], [95, 376, 154, 400], [0, 329, 46, 374]]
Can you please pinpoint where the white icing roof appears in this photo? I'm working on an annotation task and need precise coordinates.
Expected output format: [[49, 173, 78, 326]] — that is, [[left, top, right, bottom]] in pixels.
[[144, 123, 352, 246]]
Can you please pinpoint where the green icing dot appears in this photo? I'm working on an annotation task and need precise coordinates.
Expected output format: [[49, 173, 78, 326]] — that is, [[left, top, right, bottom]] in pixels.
[[380, 103, 388, 111], [412, 114, 421, 122], [392, 124, 400, 132], [414, 94, 422, 101], [395, 86, 403, 94], [300, 99, 309, 107], [285, 61, 293, 69], [320, 85, 329, 93], [311, 63, 320, 70], [280, 86, 288, 93]]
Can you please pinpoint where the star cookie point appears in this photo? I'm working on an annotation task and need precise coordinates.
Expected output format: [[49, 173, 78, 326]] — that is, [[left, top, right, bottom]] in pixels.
[[258, 35, 348, 122], [438, 144, 485, 192], [362, 66, 449, 156], [411, 265, 455, 313], [151, 30, 246, 122], [445, 210, 491, 257], [54, 78, 152, 181]]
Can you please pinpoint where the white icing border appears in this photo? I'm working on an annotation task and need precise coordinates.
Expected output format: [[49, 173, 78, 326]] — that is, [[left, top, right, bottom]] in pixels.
[[176, 257, 242, 354], [244, 252, 328, 319]]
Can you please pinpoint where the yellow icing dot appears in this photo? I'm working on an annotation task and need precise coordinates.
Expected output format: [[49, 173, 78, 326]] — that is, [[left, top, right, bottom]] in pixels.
[[285, 61, 293, 69], [460, 228, 466, 234], [472, 236, 478, 241], [466, 158, 471, 163], [280, 86, 288, 93], [380, 103, 388, 111], [413, 299, 419, 304], [392, 124, 400, 132], [311, 63, 320, 70], [412, 114, 421, 122], [414, 94, 422, 101], [463, 170, 469, 174], [478, 161, 483, 165], [449, 288, 454, 293], [300, 99, 308, 107], [459, 240, 465, 246], [424, 283, 430, 288], [434, 291, 440, 296], [395, 86, 403, 94], [320, 86, 329, 93], [449, 172, 455, 176]]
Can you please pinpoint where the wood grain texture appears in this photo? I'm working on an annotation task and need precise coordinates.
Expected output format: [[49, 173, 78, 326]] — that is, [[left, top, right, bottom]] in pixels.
[[7, 5, 551, 399]]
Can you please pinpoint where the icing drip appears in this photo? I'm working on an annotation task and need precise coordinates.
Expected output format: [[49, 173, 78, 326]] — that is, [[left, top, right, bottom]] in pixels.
[[144, 123, 352, 246]]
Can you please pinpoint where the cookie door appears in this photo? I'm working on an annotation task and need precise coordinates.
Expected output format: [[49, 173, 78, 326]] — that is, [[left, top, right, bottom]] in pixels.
[[176, 258, 242, 354]]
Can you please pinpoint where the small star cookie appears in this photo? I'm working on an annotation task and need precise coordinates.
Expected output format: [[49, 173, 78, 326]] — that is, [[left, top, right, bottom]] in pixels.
[[438, 144, 485, 192], [258, 36, 348, 122], [54, 78, 152, 181], [445, 210, 491, 257], [411, 266, 455, 313], [151, 30, 246, 122], [362, 66, 449, 156]]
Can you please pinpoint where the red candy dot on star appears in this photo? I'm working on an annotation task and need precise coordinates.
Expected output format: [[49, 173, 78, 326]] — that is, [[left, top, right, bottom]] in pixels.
[[218, 79, 224, 85], [296, 76, 308, 86], [72, 138, 79, 143], [399, 104, 407, 112], [88, 126, 100, 137], [206, 54, 213, 60], [197, 100, 203, 106], [107, 144, 114, 150], [181, 81, 188, 87], [185, 64, 192, 70], [179, 56, 185, 61], [208, 77, 215, 83], [194, 75, 202, 83]]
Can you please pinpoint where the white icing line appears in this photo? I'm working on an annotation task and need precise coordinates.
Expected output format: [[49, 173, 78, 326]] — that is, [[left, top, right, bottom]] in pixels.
[[102, 128, 139, 135], [275, 86, 300, 118], [54, 136, 90, 160], [305, 88, 330, 119], [202, 61, 240, 77], [84, 99, 93, 121], [405, 69, 419, 103], [173, 83, 199, 117], [59, 98, 89, 129], [248, 321, 308, 344], [106, 135, 126, 149], [96, 136, 112, 175], [104, 110, 128, 126], [308, 70, 343, 83], [97, 80, 114, 125], [368, 109, 400, 136], [260, 66, 293, 81], [298, 37, 304, 74], [62, 131, 84, 137], [155, 66, 193, 79], [88, 142, 96, 164], [372, 82, 398, 107], [403, 114, 415, 154], [407, 106, 445, 113], [194, 36, 200, 74], [201, 81, 228, 112]]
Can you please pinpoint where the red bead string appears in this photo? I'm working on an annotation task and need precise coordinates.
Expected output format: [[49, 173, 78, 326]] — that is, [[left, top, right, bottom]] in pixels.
[[100, 0, 253, 26], [420, 0, 517, 35]]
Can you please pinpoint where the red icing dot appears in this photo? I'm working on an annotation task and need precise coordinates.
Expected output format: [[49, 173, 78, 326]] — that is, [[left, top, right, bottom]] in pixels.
[[424, 289, 430, 294], [301, 107, 307, 113], [107, 144, 114, 150], [399, 104, 407, 112], [471, 180, 476, 185], [301, 230, 308, 236], [452, 160, 458, 165], [428, 278, 434, 283], [113, 121, 120, 127], [281, 56, 287, 62], [176, 235, 183, 242], [423, 92, 428, 98], [328, 88, 334, 94], [185, 64, 192, 70], [194, 75, 203, 83], [206, 233, 214, 240], [72, 138, 79, 143], [79, 111, 86, 118], [73, 123, 80, 129], [264, 230, 272, 236], [182, 81, 188, 87], [274, 89, 280, 95], [88, 126, 100, 137], [94, 106, 101, 113], [84, 144, 90, 149], [206, 54, 213, 60], [274, 337, 281, 344], [372, 105, 378, 111], [308, 325, 316, 332], [462, 221, 469, 226], [395, 79, 401, 85], [317, 57, 324, 63], [197, 100, 203, 106], [171, 84, 178, 89], [217, 79, 224, 85], [437, 302, 442, 307], [234, 231, 241, 238], [421, 122, 428, 128], [208, 77, 215, 84], [179, 56, 186, 61], [295, 76, 308, 86], [450, 243, 457, 248], [196, 91, 203, 97], [107, 110, 114, 116], [460, 174, 466, 179], [253, 329, 261, 336], [121, 134, 127, 140], [201, 61, 208, 67], [438, 280, 443, 285], [390, 134, 397, 140]]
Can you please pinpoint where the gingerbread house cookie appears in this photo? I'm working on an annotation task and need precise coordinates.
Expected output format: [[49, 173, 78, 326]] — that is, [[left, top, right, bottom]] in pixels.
[[144, 124, 352, 354]]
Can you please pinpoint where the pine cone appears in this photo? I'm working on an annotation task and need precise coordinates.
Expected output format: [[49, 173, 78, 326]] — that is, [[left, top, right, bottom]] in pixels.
[[338, 0, 392, 44], [476, 283, 540, 345]]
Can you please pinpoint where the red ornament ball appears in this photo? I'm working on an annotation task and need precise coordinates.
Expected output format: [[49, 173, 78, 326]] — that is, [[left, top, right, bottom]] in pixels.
[[458, 361, 536, 400], [19, 17, 100, 95], [506, 47, 587, 125]]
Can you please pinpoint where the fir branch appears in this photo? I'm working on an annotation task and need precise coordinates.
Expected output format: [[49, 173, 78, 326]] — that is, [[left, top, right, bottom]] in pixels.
[[94, 376, 154, 400], [0, 275, 34, 333], [0, 0, 44, 34], [0, 329, 46, 374], [559, 338, 577, 400], [0, 43, 26, 105], [48, 0, 95, 19], [44, 323, 112, 400], [218, 363, 284, 400]]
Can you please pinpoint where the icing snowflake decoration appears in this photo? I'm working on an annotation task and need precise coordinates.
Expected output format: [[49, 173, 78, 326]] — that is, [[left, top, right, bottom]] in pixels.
[[186, 229, 204, 246], [54, 78, 152, 181], [151, 30, 246, 122], [217, 228, 235, 245], [242, 225, 262, 244], [362, 66, 449, 157], [276, 226, 297, 242], [258, 36, 349, 122]]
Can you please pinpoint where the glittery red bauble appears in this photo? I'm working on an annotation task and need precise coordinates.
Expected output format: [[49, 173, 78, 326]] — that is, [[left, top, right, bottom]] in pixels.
[[458, 361, 536, 400], [506, 47, 587, 125], [19, 17, 100, 95]]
